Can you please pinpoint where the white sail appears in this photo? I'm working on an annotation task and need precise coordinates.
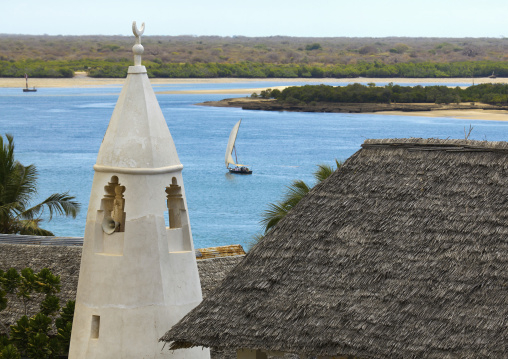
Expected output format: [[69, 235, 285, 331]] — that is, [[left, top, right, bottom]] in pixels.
[[225, 119, 244, 168]]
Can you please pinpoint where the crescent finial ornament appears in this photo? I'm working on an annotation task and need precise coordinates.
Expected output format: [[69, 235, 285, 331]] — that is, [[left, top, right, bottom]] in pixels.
[[131, 21, 145, 66], [132, 21, 145, 44]]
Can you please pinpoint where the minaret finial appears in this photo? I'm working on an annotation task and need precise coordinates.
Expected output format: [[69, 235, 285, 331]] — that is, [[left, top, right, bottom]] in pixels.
[[132, 21, 145, 66]]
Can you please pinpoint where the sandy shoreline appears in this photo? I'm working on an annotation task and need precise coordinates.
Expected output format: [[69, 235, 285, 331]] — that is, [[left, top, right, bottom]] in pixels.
[[1, 75, 505, 89]]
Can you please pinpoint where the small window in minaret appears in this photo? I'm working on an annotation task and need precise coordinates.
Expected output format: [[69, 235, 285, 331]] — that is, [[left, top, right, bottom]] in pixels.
[[166, 177, 184, 229], [91, 315, 100, 339], [101, 176, 126, 233]]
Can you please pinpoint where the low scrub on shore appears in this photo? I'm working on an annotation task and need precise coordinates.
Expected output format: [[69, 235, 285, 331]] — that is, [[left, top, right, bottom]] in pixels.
[[2, 34, 507, 65], [2, 34, 507, 79]]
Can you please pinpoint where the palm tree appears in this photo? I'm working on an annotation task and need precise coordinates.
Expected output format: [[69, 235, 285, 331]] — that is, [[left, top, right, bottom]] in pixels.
[[0, 134, 80, 236], [260, 160, 341, 234]]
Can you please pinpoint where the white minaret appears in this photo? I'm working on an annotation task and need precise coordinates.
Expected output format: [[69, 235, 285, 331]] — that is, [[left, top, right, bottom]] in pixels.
[[68, 22, 210, 359]]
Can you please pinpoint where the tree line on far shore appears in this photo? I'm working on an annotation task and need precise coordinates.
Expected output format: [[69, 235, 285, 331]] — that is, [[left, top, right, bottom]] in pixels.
[[1, 59, 508, 79], [257, 83, 508, 105]]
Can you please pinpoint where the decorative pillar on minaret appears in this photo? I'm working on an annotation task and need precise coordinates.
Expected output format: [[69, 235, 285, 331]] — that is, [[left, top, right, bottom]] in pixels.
[[68, 22, 210, 359]]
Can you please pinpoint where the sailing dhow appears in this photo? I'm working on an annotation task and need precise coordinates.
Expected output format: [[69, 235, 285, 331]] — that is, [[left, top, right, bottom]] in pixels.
[[225, 119, 252, 174], [23, 73, 37, 92]]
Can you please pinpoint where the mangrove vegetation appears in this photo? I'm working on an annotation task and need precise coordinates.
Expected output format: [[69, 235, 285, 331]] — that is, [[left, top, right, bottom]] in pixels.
[[259, 83, 508, 105]]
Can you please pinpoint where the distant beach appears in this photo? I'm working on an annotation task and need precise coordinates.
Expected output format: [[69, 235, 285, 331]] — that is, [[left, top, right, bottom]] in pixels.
[[2, 74, 506, 121], [1, 73, 505, 90]]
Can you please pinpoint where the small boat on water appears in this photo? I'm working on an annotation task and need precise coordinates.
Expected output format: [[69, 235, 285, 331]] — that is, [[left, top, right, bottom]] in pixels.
[[225, 119, 252, 175], [23, 73, 37, 92]]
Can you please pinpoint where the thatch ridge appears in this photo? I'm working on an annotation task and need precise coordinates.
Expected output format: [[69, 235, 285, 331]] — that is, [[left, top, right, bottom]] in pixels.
[[363, 137, 508, 152], [161, 138, 508, 359]]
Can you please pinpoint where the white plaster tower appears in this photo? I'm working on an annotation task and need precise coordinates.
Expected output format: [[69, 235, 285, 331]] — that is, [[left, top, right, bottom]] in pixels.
[[68, 22, 210, 359]]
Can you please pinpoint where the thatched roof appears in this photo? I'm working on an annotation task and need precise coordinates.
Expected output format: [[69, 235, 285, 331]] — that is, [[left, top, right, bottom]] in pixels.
[[161, 138, 508, 359], [0, 234, 84, 246]]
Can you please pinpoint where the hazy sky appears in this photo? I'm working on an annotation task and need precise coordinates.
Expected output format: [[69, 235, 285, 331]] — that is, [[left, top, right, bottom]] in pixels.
[[2, 0, 507, 37]]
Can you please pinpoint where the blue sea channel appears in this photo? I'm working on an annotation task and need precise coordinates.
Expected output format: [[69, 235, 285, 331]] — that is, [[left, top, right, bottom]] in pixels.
[[0, 80, 507, 250]]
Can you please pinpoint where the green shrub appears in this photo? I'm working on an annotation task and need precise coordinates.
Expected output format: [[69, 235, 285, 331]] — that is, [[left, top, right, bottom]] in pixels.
[[0, 268, 74, 358], [305, 43, 322, 51], [0, 344, 21, 359]]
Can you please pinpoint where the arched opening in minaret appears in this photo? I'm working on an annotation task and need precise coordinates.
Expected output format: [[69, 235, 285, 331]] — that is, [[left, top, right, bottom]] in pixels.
[[165, 177, 191, 252], [100, 176, 126, 233], [91, 315, 100, 339], [166, 177, 184, 229]]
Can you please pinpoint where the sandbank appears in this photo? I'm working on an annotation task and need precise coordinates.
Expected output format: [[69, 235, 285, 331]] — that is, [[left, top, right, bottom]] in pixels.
[[374, 109, 508, 121], [157, 86, 289, 95]]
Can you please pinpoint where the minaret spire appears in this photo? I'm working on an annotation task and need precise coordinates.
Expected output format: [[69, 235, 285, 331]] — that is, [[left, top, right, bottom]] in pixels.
[[93, 21, 180, 171], [68, 23, 209, 359]]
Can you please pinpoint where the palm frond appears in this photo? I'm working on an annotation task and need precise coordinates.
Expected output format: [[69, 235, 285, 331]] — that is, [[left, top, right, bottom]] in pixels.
[[261, 180, 311, 233], [0, 202, 22, 232], [313, 164, 335, 183], [0, 202, 20, 217], [16, 219, 55, 236], [20, 192, 80, 221], [0, 134, 16, 185], [335, 159, 342, 170], [284, 180, 311, 206], [260, 160, 343, 234], [313, 160, 342, 183], [0, 134, 81, 236], [7, 164, 38, 209], [261, 201, 289, 233]]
